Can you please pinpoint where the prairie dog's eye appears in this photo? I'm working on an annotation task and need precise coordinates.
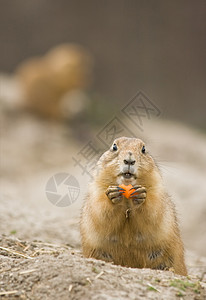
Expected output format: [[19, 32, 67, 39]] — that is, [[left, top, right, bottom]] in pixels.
[[141, 145, 146, 154], [112, 143, 118, 151]]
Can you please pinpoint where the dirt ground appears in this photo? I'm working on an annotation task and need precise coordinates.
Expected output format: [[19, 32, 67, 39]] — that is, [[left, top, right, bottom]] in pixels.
[[1, 108, 206, 299], [0, 235, 206, 300]]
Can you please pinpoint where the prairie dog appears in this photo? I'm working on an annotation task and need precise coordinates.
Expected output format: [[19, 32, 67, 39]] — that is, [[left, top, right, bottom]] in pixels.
[[80, 137, 187, 276], [16, 43, 93, 118]]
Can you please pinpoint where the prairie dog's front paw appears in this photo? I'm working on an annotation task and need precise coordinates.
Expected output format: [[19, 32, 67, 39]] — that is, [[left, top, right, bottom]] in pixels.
[[130, 185, 147, 205], [105, 186, 124, 204]]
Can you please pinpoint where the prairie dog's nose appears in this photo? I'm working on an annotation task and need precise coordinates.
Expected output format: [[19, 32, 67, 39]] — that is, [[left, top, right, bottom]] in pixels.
[[123, 153, 136, 166]]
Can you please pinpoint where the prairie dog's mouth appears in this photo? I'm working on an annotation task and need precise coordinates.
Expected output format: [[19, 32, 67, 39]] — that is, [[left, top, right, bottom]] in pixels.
[[120, 172, 136, 179]]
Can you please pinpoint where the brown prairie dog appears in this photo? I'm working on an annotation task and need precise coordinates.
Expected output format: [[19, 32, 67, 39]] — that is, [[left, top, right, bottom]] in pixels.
[[80, 137, 187, 276], [15, 44, 93, 118]]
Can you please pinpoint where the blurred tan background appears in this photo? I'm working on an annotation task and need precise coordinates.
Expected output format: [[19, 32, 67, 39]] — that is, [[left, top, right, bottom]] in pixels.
[[0, 0, 206, 267], [0, 0, 206, 129]]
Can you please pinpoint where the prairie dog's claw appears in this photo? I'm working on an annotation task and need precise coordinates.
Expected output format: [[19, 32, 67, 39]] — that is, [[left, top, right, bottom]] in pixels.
[[106, 186, 124, 204], [130, 185, 147, 205]]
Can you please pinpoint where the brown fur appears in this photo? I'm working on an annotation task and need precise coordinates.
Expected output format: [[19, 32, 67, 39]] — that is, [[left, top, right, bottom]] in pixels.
[[16, 44, 93, 118], [80, 137, 187, 276]]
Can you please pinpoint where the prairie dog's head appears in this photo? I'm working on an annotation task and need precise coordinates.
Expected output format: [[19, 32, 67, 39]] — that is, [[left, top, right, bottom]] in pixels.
[[96, 137, 158, 186]]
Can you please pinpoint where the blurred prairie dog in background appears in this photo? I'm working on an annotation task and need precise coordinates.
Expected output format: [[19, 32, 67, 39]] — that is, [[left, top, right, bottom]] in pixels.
[[15, 43, 93, 118]]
